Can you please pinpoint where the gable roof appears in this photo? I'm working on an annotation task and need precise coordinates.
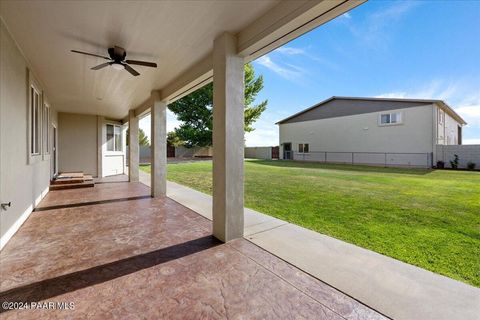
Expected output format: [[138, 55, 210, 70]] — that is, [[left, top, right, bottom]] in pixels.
[[276, 96, 467, 125]]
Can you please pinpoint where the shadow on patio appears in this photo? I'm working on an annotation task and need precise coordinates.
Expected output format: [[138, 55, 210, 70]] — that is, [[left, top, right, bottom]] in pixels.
[[0, 181, 385, 319]]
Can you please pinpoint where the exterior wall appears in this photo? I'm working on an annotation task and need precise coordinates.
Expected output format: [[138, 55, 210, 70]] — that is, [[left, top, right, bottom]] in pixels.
[[436, 106, 461, 145], [140, 145, 151, 164], [0, 21, 57, 248], [245, 147, 273, 160], [279, 105, 434, 154], [58, 114, 126, 177], [436, 145, 480, 169], [58, 113, 98, 176], [175, 146, 213, 158]]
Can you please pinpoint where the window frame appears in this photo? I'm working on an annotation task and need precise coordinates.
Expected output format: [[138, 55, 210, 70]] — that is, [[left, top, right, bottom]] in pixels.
[[43, 99, 51, 156], [28, 71, 43, 164], [106, 123, 123, 152], [379, 111, 403, 126], [298, 143, 309, 154]]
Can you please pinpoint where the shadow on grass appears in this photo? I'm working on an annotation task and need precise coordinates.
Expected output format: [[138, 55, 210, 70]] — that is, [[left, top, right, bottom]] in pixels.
[[247, 159, 434, 175]]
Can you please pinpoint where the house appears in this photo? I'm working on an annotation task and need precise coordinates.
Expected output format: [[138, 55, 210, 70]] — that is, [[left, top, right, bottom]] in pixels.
[[277, 96, 467, 167], [0, 1, 478, 320]]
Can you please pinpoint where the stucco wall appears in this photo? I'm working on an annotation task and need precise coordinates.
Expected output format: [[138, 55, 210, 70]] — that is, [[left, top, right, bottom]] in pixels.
[[245, 147, 273, 160], [0, 21, 57, 248], [175, 146, 213, 158], [279, 105, 434, 155], [58, 113, 98, 176], [436, 145, 480, 168], [436, 106, 460, 145]]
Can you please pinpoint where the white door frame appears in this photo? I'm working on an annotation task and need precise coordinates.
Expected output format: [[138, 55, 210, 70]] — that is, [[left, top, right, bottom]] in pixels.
[[52, 123, 58, 177]]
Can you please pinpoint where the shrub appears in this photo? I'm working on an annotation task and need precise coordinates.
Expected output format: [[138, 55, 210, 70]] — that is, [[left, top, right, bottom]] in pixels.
[[436, 161, 445, 169], [467, 162, 476, 170], [450, 154, 459, 169]]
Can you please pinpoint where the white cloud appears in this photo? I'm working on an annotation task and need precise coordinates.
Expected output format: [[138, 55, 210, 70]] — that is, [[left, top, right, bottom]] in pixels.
[[341, 12, 351, 19], [463, 139, 480, 145], [274, 47, 305, 55], [347, 1, 419, 47], [255, 55, 304, 80], [375, 79, 480, 139], [245, 118, 278, 147]]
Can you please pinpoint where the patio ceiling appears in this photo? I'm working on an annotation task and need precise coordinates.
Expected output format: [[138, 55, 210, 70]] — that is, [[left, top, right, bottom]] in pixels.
[[0, 0, 277, 119], [0, 0, 363, 120]]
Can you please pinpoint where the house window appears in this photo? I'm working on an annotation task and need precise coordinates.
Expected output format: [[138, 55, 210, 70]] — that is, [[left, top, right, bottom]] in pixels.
[[43, 103, 50, 154], [30, 86, 41, 155], [298, 143, 309, 153], [380, 112, 402, 125], [106, 124, 122, 151]]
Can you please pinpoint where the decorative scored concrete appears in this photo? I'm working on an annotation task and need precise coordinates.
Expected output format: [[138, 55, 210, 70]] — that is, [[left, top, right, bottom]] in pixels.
[[0, 181, 385, 319]]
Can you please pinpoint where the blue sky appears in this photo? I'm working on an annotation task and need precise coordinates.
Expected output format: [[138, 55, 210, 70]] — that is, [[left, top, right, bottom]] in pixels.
[[142, 0, 480, 146]]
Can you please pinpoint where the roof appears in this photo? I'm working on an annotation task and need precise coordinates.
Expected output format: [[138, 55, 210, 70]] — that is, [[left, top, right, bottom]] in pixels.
[[276, 96, 467, 125]]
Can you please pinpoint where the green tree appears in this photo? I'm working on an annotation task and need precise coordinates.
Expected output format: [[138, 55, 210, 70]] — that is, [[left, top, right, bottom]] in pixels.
[[167, 131, 184, 147], [168, 63, 267, 147], [126, 128, 150, 147]]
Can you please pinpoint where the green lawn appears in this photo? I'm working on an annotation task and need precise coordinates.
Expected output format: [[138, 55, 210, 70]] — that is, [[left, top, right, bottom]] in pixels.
[[140, 160, 480, 287]]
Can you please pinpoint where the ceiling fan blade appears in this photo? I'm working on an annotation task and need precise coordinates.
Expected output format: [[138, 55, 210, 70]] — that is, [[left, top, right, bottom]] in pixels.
[[91, 62, 112, 70], [125, 60, 157, 68], [124, 64, 140, 76], [71, 49, 110, 60]]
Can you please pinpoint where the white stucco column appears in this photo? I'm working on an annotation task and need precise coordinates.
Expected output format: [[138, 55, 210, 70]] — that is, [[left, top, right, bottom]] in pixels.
[[212, 32, 245, 242], [151, 92, 167, 197], [97, 116, 104, 178], [128, 110, 139, 182]]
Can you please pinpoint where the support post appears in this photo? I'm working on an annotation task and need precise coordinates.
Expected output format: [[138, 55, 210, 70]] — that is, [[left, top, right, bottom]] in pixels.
[[151, 92, 167, 197], [97, 116, 104, 178], [128, 110, 139, 182], [212, 32, 245, 242]]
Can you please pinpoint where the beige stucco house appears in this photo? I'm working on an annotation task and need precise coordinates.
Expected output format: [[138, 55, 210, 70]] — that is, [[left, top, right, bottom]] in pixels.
[[277, 96, 467, 167]]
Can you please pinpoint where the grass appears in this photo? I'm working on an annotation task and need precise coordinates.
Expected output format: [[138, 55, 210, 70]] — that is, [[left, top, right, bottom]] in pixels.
[[140, 160, 480, 287]]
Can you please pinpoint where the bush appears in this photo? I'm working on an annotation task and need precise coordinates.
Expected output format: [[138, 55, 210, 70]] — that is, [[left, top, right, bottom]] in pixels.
[[467, 162, 476, 170], [450, 154, 459, 169], [436, 161, 445, 169]]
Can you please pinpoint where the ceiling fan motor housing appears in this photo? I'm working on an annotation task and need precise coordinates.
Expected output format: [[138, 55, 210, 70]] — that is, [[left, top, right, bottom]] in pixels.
[[108, 46, 126, 62]]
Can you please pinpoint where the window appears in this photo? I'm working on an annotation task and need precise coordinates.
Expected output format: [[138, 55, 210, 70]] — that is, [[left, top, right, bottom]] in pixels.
[[298, 143, 309, 153], [30, 86, 41, 155], [380, 112, 402, 125], [106, 124, 122, 151], [43, 102, 50, 154]]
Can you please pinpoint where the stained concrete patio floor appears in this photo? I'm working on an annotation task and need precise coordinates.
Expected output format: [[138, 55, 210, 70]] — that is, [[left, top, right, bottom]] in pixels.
[[0, 181, 385, 319], [137, 171, 479, 320]]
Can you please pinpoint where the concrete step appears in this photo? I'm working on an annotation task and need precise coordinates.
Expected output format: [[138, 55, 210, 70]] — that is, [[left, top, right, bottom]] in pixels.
[[50, 181, 94, 190]]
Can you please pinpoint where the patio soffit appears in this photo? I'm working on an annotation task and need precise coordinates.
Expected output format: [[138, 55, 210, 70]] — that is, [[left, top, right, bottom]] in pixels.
[[0, 0, 361, 120]]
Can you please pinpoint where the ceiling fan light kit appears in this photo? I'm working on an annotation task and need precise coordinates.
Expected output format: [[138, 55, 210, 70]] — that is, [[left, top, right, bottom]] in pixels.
[[70, 46, 157, 76], [111, 63, 124, 70]]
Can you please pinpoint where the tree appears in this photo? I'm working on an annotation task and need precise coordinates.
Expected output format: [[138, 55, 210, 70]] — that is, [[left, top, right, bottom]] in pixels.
[[126, 128, 150, 147], [167, 131, 184, 147], [168, 63, 267, 147]]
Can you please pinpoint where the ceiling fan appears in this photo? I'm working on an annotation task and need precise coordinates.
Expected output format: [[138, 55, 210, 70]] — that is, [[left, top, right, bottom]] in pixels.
[[71, 46, 157, 76]]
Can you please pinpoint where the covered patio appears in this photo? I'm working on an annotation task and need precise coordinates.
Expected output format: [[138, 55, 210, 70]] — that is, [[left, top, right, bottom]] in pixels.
[[0, 181, 384, 319], [1, 1, 478, 319]]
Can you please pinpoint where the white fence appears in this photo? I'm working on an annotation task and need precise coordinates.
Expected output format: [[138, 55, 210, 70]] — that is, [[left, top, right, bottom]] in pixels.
[[288, 151, 433, 168], [436, 145, 480, 168]]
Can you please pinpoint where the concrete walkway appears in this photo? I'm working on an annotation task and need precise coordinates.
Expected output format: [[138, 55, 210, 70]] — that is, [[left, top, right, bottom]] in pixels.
[[139, 171, 480, 320]]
